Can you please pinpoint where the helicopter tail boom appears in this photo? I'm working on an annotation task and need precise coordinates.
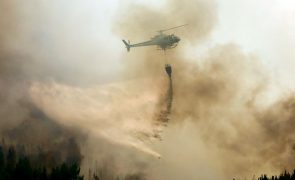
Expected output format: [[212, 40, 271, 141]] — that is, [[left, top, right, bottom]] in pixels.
[[122, 39, 130, 52]]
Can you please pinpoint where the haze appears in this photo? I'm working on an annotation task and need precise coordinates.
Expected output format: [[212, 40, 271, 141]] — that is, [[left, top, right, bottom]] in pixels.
[[1, 0, 295, 180]]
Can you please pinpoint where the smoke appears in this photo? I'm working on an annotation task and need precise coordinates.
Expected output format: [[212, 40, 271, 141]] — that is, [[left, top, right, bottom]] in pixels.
[[0, 0, 161, 178], [0, 0, 87, 168], [112, 0, 295, 179], [1, 0, 295, 179]]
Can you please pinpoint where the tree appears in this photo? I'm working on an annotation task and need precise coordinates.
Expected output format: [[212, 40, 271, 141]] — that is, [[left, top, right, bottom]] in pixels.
[[13, 157, 33, 180], [0, 146, 4, 170], [7, 146, 16, 168]]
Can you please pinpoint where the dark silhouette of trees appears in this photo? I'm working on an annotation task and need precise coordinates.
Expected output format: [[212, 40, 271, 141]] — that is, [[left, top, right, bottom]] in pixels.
[[0, 146, 4, 170], [6, 146, 16, 170], [6, 142, 295, 180], [0, 143, 147, 180], [257, 169, 295, 180], [0, 145, 83, 180], [50, 162, 83, 180]]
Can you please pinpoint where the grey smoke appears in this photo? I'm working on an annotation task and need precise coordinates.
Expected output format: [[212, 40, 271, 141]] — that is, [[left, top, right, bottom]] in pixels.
[[1, 0, 295, 180]]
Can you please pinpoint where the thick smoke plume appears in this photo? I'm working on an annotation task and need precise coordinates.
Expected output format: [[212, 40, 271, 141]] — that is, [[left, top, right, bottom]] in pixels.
[[0, 0, 83, 170], [1, 0, 295, 180], [114, 0, 295, 179]]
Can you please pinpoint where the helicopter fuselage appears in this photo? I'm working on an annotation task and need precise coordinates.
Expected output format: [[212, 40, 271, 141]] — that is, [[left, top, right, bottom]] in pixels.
[[122, 24, 187, 52], [150, 34, 180, 50], [122, 33, 180, 51]]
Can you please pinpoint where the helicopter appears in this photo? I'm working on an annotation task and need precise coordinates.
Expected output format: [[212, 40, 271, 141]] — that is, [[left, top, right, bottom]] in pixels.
[[122, 24, 187, 52]]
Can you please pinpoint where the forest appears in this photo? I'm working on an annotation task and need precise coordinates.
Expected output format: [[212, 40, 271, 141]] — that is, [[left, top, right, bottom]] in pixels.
[[0, 144, 83, 180], [1, 143, 295, 180]]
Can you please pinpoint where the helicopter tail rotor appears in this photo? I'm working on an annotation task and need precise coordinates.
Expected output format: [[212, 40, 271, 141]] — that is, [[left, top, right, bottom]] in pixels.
[[122, 39, 131, 52]]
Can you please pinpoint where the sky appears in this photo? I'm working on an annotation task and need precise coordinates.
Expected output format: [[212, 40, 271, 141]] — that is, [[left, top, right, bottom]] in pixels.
[[211, 0, 295, 89], [94, 0, 295, 88], [1, 1, 295, 179], [14, 0, 294, 88]]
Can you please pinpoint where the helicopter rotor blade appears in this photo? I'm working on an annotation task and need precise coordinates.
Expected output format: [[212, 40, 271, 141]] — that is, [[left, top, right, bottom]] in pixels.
[[158, 24, 188, 33]]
